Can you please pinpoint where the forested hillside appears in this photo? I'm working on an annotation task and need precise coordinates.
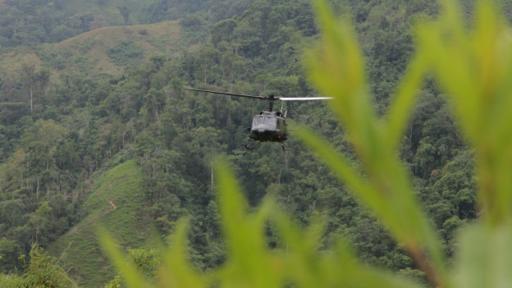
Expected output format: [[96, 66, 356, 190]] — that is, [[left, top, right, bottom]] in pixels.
[[0, 0, 482, 287], [0, 0, 250, 48]]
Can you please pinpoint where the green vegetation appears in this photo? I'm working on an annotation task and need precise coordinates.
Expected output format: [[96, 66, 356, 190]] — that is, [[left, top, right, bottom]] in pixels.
[[108, 42, 145, 66], [0, 20, 183, 85], [102, 159, 425, 288], [50, 160, 151, 287], [0, 0, 504, 287], [0, 0, 250, 49], [104, 248, 160, 288], [100, 0, 512, 288], [0, 246, 77, 288]]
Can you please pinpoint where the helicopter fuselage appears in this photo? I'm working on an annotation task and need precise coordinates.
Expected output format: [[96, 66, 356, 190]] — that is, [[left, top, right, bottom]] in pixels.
[[249, 111, 288, 142]]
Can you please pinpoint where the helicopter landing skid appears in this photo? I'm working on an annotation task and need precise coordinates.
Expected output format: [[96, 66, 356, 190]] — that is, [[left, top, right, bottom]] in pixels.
[[244, 143, 256, 150], [242, 142, 285, 151]]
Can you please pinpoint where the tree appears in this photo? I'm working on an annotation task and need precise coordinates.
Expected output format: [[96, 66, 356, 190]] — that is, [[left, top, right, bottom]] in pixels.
[[118, 6, 131, 25], [23, 246, 77, 288], [19, 63, 49, 114], [0, 246, 76, 288]]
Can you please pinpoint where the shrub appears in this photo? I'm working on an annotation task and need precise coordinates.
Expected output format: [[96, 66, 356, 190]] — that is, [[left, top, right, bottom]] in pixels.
[[107, 42, 144, 66]]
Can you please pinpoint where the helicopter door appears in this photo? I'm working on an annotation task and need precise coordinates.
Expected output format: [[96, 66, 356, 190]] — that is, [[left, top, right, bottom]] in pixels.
[[276, 117, 286, 132]]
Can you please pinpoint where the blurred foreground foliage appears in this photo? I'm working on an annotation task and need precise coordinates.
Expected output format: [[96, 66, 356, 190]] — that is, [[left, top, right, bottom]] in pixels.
[[100, 0, 512, 287]]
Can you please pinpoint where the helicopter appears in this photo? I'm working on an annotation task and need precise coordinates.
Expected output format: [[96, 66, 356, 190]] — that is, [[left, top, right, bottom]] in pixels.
[[186, 87, 331, 146]]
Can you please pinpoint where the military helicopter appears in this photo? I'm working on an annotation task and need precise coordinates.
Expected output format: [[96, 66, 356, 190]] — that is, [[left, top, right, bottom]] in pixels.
[[186, 87, 331, 146]]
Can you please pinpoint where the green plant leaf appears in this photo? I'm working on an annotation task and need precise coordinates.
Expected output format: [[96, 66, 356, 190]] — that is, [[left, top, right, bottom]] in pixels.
[[298, 2, 447, 283], [271, 209, 425, 288], [98, 228, 151, 288], [306, 0, 377, 156], [214, 158, 283, 288], [292, 124, 445, 280], [417, 0, 512, 225], [159, 219, 208, 288], [452, 223, 512, 288]]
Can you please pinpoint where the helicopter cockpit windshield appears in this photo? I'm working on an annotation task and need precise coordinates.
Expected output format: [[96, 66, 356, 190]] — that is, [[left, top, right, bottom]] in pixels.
[[252, 112, 278, 132]]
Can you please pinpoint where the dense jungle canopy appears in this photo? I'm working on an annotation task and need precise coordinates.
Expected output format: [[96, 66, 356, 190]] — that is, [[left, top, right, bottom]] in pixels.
[[0, 0, 491, 287]]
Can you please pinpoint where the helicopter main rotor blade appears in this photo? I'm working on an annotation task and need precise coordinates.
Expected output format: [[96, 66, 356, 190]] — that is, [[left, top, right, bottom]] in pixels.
[[278, 97, 333, 101], [185, 87, 268, 100], [0, 102, 26, 106]]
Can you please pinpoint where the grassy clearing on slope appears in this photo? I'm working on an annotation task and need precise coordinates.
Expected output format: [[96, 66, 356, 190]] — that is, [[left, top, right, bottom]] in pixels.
[[50, 160, 152, 288], [0, 21, 181, 82], [48, 20, 182, 77]]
